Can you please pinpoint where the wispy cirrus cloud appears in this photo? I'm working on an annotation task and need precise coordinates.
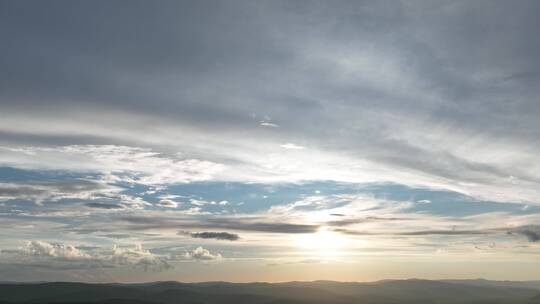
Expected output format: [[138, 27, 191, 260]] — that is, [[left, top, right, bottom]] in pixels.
[[0, 180, 119, 206], [0, 145, 224, 186]]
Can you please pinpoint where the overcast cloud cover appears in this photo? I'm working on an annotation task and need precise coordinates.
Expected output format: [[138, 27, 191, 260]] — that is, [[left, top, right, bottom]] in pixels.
[[1, 0, 540, 282]]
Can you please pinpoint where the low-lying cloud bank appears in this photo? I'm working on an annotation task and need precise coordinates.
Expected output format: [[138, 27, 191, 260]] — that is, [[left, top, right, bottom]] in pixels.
[[0, 240, 223, 272]]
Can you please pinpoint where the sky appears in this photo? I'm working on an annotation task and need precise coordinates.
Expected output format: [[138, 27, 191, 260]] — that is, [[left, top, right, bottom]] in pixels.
[[1, 0, 540, 283]]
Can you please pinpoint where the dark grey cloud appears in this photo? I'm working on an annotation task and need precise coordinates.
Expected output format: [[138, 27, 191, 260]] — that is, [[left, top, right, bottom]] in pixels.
[[335, 228, 497, 236], [0, 0, 282, 125], [204, 218, 319, 234], [336, 225, 540, 242], [180, 231, 240, 241], [1, 1, 538, 137], [85, 203, 124, 210], [121, 216, 319, 234], [0, 184, 46, 198], [326, 216, 409, 227], [398, 230, 494, 236], [46, 180, 107, 193], [509, 226, 540, 242], [2, 0, 540, 203]]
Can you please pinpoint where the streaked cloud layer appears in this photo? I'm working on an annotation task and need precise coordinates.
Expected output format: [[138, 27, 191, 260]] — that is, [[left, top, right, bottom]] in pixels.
[[1, 0, 540, 282]]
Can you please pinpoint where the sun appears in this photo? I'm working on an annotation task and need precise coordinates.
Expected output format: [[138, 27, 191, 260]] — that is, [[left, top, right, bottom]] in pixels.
[[295, 227, 346, 257]]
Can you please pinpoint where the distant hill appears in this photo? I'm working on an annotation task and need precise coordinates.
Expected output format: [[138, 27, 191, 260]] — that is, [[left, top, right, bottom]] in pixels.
[[442, 279, 540, 291], [1, 279, 540, 304]]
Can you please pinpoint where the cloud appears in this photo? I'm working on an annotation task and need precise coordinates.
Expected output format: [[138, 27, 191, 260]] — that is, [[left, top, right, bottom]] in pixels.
[[510, 226, 540, 242], [398, 230, 495, 236], [0, 180, 117, 206], [1, 145, 224, 186], [268, 195, 352, 214], [110, 244, 171, 271], [327, 216, 410, 227], [184, 246, 222, 261], [280, 143, 305, 150], [189, 199, 224, 206], [260, 122, 279, 128], [335, 225, 540, 242], [181, 231, 240, 241], [156, 199, 179, 208], [3, 241, 173, 272], [25, 241, 92, 261], [2, 0, 540, 279], [100, 234, 132, 239], [2, 1, 540, 206], [334, 228, 495, 236], [120, 216, 319, 234], [85, 202, 124, 209]]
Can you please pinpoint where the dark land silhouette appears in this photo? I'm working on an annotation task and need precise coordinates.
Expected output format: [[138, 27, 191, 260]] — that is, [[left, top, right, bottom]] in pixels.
[[2, 279, 540, 304]]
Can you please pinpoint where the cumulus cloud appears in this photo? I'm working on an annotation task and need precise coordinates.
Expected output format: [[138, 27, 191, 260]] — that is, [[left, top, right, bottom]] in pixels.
[[25, 241, 92, 261], [156, 199, 180, 208], [1, 241, 171, 272], [184, 246, 222, 261], [110, 244, 171, 271]]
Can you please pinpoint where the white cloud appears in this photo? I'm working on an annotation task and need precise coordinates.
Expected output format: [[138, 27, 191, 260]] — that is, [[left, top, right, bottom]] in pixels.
[[111, 244, 171, 271], [0, 145, 224, 186], [184, 246, 222, 261], [3, 140, 540, 206], [189, 198, 227, 206], [2, 241, 172, 272], [260, 122, 279, 128], [280, 143, 305, 150], [25, 241, 92, 260], [156, 199, 180, 208]]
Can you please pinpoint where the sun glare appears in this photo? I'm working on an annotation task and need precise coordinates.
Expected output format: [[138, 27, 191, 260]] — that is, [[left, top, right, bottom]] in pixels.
[[295, 227, 347, 257]]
